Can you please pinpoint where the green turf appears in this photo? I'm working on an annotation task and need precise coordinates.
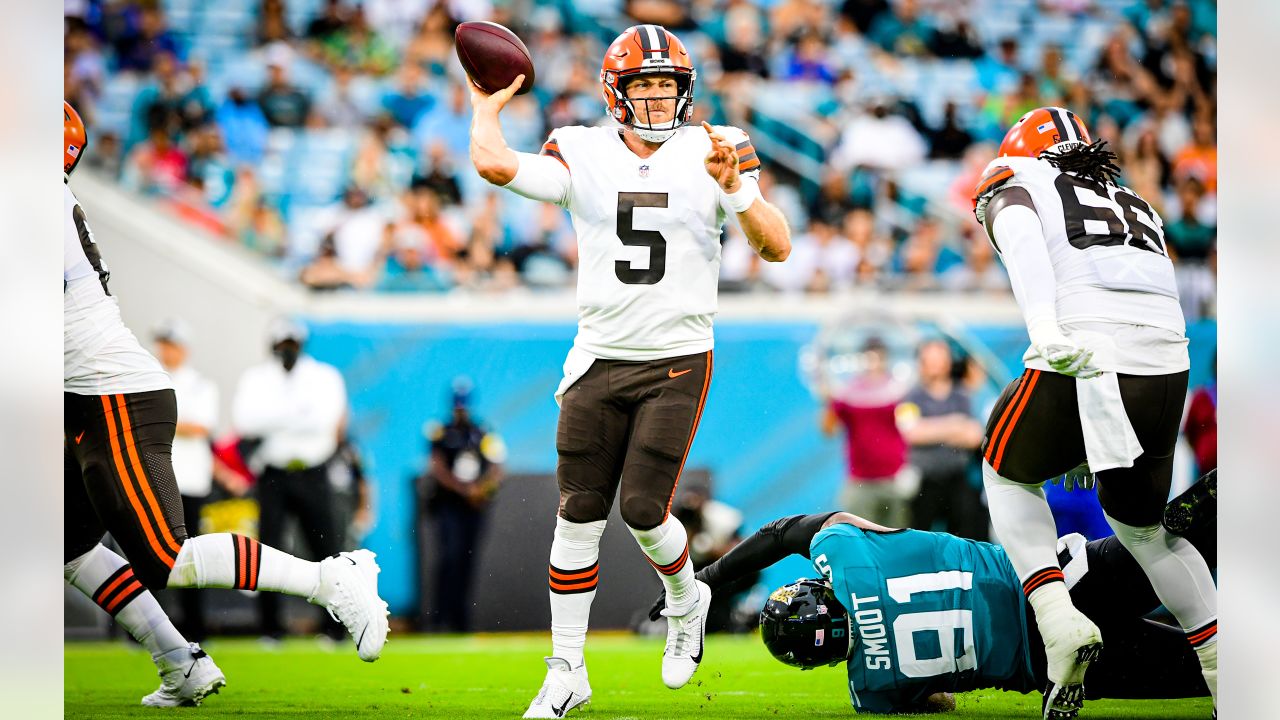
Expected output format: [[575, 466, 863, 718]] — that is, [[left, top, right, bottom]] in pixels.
[[66, 634, 1212, 719]]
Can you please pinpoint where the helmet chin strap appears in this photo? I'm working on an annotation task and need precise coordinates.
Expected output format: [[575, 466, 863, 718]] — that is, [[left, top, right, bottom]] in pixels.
[[620, 94, 689, 143]]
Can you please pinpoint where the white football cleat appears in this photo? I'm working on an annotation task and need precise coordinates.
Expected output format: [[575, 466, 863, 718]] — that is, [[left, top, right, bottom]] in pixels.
[[660, 580, 711, 689], [1040, 609, 1103, 720], [310, 550, 390, 662], [141, 643, 226, 707], [523, 657, 591, 718]]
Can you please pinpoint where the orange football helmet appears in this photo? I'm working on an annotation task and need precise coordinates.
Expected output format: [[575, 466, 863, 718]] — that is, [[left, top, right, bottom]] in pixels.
[[65, 101, 88, 176], [998, 106, 1092, 159], [600, 25, 696, 143]]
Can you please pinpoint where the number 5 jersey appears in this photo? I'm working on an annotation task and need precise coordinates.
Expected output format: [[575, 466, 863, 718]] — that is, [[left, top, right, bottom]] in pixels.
[[505, 124, 761, 361], [810, 523, 1035, 713], [974, 155, 1189, 375]]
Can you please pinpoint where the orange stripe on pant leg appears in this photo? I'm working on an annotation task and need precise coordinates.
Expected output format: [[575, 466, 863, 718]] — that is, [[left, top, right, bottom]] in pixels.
[[992, 370, 1042, 471], [665, 351, 713, 520], [985, 370, 1031, 465], [101, 396, 171, 566], [116, 395, 183, 559]]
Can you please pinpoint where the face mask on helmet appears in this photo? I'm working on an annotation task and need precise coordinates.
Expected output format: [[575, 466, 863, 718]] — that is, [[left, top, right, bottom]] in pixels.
[[611, 71, 695, 143], [760, 579, 854, 670]]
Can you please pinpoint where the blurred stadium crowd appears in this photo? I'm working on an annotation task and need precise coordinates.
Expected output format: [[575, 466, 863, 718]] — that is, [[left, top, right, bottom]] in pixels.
[[63, 0, 1215, 317]]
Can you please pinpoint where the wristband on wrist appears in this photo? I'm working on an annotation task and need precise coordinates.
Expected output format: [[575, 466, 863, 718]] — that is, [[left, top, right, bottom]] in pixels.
[[724, 178, 761, 214]]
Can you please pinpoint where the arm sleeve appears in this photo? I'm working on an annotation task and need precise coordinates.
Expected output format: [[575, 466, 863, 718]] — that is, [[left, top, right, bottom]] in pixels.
[[991, 203, 1060, 333], [503, 151, 572, 207], [696, 513, 837, 591]]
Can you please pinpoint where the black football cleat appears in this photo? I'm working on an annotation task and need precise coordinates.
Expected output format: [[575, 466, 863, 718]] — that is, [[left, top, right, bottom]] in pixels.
[[1163, 469, 1217, 536]]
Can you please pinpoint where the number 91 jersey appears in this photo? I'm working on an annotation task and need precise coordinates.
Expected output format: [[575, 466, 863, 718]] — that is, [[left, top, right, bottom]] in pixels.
[[976, 156, 1184, 337], [545, 124, 760, 361], [810, 524, 1035, 713]]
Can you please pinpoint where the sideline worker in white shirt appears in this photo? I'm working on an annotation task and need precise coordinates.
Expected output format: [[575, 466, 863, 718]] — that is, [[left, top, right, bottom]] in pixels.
[[152, 318, 220, 640], [232, 318, 349, 639]]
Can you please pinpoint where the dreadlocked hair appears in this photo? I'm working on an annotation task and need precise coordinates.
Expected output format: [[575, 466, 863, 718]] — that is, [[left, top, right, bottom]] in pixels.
[[1043, 139, 1121, 186]]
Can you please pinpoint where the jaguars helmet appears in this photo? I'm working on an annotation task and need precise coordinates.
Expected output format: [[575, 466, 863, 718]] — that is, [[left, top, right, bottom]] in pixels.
[[760, 579, 853, 669]]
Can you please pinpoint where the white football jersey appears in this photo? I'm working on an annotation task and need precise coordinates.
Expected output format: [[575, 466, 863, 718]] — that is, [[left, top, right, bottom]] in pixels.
[[64, 182, 171, 395], [541, 124, 761, 361], [977, 156, 1189, 374]]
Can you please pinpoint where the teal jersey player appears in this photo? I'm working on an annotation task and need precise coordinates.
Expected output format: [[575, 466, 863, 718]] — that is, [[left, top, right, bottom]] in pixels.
[[809, 523, 1035, 712]]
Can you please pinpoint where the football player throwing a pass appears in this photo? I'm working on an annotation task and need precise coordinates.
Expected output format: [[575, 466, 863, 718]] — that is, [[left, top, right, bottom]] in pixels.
[[972, 107, 1217, 718], [468, 24, 791, 718], [63, 102, 389, 707]]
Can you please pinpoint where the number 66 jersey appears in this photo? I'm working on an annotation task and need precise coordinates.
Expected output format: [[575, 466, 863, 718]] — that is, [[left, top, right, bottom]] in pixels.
[[810, 524, 1035, 713], [505, 124, 761, 361], [974, 155, 1188, 374]]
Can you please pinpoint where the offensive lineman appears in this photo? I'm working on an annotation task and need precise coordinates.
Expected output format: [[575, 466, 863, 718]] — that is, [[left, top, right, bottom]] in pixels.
[[971, 107, 1216, 718], [467, 25, 791, 718], [63, 102, 389, 706]]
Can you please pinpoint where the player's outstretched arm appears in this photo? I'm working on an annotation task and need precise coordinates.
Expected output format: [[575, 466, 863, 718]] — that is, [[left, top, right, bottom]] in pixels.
[[468, 74, 524, 185], [702, 122, 791, 262], [647, 513, 835, 621]]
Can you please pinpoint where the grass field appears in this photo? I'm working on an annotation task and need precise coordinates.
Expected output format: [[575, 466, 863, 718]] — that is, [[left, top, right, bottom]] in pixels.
[[66, 634, 1212, 719]]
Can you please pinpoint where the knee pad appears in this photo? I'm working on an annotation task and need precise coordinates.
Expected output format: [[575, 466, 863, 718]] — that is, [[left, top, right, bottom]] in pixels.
[[560, 491, 610, 524], [620, 496, 665, 531]]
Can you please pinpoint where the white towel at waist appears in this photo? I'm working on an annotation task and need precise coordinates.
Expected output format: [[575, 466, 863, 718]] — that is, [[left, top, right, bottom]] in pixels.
[[554, 346, 597, 407], [1076, 370, 1143, 472]]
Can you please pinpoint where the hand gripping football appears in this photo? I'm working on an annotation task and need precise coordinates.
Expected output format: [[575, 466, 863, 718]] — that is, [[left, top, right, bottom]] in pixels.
[[454, 21, 536, 95]]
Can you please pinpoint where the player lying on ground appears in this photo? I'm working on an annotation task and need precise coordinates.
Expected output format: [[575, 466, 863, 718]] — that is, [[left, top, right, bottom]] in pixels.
[[648, 471, 1216, 715], [468, 23, 790, 719], [63, 101, 389, 707]]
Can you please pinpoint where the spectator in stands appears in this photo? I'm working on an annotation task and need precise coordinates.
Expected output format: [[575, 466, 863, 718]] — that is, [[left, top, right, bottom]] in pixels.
[[258, 45, 312, 128], [830, 99, 927, 172], [382, 62, 435, 129], [975, 37, 1021, 94], [256, 0, 294, 46], [215, 86, 270, 164], [183, 124, 232, 199], [941, 224, 1008, 293], [225, 167, 288, 256], [1183, 353, 1217, 475], [315, 64, 368, 130], [926, 102, 974, 160], [306, 0, 350, 44], [351, 115, 405, 196], [867, 0, 932, 57], [320, 5, 397, 76], [412, 82, 472, 160], [1122, 126, 1171, 211], [781, 31, 838, 85], [843, 209, 894, 286], [379, 182, 463, 291], [420, 378, 506, 632], [233, 319, 350, 640], [416, 141, 463, 207], [895, 216, 963, 290], [129, 52, 186, 149], [821, 336, 911, 527], [1036, 45, 1074, 104], [839, 0, 889, 34], [122, 125, 188, 196], [152, 319, 219, 641], [897, 338, 985, 539], [65, 25, 107, 109], [718, 2, 771, 79], [114, 5, 182, 73], [1165, 176, 1216, 322], [1173, 112, 1217, 193], [316, 186, 389, 288], [83, 131, 124, 178], [927, 11, 982, 60], [404, 2, 458, 78]]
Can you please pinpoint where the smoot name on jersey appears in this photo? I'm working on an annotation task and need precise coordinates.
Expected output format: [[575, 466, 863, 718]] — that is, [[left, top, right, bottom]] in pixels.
[[848, 593, 892, 670]]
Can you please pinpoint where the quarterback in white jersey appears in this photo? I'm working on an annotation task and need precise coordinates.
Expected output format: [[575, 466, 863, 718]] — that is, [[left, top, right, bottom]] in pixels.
[[972, 107, 1217, 720], [62, 102, 389, 710], [468, 24, 790, 718]]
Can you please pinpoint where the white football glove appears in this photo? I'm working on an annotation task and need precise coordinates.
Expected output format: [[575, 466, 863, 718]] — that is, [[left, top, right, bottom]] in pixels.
[[1053, 462, 1095, 492], [1028, 321, 1102, 379]]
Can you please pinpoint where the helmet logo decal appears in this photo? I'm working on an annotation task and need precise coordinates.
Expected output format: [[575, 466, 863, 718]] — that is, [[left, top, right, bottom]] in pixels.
[[605, 71, 616, 84]]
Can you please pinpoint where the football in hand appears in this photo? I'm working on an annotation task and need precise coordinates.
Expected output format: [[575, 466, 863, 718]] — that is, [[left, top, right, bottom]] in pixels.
[[454, 21, 536, 95]]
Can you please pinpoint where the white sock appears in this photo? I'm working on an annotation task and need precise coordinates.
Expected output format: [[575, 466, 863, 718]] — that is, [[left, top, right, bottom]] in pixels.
[[66, 544, 187, 663], [167, 533, 321, 599], [982, 462, 1067, 596], [629, 515, 697, 613], [548, 517, 605, 668], [1194, 639, 1218, 703], [1104, 513, 1218, 698]]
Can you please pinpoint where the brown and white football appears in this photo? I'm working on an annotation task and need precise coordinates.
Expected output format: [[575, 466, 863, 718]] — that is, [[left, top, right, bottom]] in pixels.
[[454, 21, 536, 95]]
